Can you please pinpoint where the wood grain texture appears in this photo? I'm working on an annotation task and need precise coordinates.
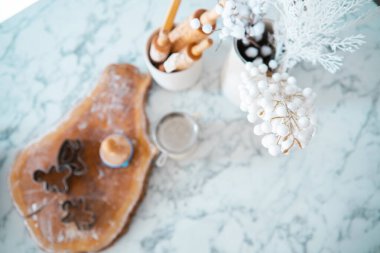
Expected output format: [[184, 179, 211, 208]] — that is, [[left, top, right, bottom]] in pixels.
[[9, 64, 158, 252]]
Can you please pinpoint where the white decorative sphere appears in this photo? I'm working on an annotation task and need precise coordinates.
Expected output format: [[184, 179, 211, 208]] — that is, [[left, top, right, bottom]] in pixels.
[[268, 145, 281, 156], [275, 105, 287, 117], [262, 134, 277, 148], [245, 62, 254, 71], [303, 87, 313, 97], [276, 124, 289, 137], [250, 66, 259, 76], [281, 72, 289, 80], [297, 108, 306, 116], [285, 85, 297, 95], [258, 64, 268, 73], [241, 38, 250, 45], [287, 76, 297, 85], [272, 73, 281, 82], [260, 45, 272, 57], [247, 113, 258, 123], [261, 121, 272, 133], [287, 102, 298, 112], [248, 103, 259, 114], [253, 22, 265, 36], [269, 84, 279, 94], [245, 47, 259, 58], [253, 57, 263, 66], [298, 117, 310, 128], [257, 80, 268, 90], [248, 86, 259, 97], [190, 18, 201, 30], [268, 60, 278, 69], [258, 97, 272, 110], [292, 97, 303, 107], [202, 24, 213, 34]]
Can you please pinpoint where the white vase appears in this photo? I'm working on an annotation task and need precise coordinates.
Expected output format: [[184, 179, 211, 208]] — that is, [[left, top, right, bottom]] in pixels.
[[221, 39, 246, 107], [221, 19, 275, 107]]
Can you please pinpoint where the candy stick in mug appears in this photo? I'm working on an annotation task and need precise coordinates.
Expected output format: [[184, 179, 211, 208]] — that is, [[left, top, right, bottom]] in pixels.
[[149, 0, 181, 63], [163, 38, 213, 73]]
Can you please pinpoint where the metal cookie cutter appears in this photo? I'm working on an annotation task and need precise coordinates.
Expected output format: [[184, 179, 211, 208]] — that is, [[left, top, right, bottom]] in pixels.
[[61, 198, 96, 230], [33, 139, 87, 193], [58, 139, 87, 175], [153, 112, 199, 167], [33, 164, 72, 193]]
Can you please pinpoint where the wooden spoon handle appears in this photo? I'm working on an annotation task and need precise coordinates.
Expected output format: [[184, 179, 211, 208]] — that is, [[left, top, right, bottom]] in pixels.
[[163, 0, 181, 32], [157, 0, 181, 46], [191, 38, 213, 57]]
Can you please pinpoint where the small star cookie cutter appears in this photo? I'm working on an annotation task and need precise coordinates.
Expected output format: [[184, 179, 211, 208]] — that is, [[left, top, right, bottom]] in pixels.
[[61, 198, 96, 230]]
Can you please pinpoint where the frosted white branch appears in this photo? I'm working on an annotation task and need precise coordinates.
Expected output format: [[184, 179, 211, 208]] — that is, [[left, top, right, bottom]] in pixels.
[[270, 0, 370, 73]]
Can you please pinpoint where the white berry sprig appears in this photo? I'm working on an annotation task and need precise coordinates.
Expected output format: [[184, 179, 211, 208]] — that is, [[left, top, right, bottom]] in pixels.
[[239, 62, 317, 156], [219, 0, 268, 41]]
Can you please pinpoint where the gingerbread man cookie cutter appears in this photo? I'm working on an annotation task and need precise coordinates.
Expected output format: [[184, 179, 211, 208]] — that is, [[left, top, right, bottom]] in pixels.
[[33, 139, 87, 193], [61, 198, 96, 230], [33, 165, 72, 193]]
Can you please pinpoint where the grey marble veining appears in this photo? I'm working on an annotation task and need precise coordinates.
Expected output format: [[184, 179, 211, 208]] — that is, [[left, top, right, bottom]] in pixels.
[[1, 0, 380, 252]]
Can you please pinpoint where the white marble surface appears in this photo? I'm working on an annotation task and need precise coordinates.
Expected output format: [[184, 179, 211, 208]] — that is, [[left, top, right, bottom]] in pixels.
[[1, 0, 380, 252]]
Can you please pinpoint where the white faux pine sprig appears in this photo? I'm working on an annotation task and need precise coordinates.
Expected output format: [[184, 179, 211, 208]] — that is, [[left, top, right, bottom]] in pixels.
[[239, 61, 317, 156], [272, 0, 370, 73]]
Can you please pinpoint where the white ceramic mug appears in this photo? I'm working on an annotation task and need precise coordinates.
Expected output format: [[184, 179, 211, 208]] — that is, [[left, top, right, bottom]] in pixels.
[[144, 29, 203, 91]]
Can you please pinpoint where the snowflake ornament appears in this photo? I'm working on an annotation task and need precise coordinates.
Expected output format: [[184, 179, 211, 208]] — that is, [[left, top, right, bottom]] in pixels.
[[239, 61, 317, 156]]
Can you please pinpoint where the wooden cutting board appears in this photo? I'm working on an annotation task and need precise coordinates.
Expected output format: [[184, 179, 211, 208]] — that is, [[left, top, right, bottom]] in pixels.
[[9, 64, 158, 252]]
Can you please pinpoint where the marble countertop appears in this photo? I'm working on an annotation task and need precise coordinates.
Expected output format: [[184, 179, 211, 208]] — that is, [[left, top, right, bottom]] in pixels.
[[1, 0, 380, 252]]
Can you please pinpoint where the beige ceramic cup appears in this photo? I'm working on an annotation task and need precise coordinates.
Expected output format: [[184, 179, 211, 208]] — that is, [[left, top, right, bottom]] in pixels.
[[144, 29, 203, 91]]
